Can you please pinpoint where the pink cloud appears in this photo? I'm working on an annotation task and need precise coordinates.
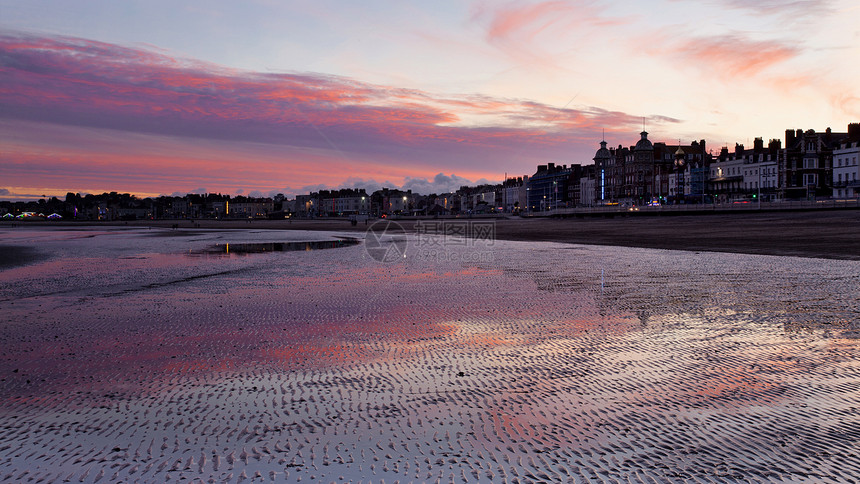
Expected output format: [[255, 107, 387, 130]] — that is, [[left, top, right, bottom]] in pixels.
[[634, 29, 801, 84], [478, 0, 625, 44], [486, 1, 574, 43], [670, 34, 800, 77], [471, 0, 629, 69], [0, 31, 678, 198]]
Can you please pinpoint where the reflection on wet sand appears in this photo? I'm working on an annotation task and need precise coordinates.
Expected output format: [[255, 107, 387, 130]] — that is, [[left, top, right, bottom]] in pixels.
[[0, 228, 858, 482], [191, 239, 360, 257]]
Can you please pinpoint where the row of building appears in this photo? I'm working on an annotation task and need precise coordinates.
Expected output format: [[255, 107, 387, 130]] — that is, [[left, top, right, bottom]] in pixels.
[[290, 123, 859, 216], [3, 123, 858, 220], [590, 123, 860, 207]]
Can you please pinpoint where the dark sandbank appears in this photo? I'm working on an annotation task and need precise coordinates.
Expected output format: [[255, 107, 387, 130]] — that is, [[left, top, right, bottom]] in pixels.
[[10, 209, 860, 260]]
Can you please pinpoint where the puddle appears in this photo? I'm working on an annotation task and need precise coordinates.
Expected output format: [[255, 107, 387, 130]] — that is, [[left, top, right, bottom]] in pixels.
[[189, 238, 360, 257]]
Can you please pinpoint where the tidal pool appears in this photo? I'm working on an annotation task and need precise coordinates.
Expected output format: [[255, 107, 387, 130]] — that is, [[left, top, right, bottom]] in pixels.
[[0, 226, 858, 483]]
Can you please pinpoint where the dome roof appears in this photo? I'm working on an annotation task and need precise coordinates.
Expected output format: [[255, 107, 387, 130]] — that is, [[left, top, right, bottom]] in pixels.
[[593, 140, 612, 161], [634, 131, 653, 151], [675, 146, 686, 156]]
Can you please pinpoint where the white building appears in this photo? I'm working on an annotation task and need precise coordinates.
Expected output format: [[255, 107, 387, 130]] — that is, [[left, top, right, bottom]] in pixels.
[[333, 196, 369, 214], [710, 146, 779, 202], [228, 199, 274, 218], [709, 158, 745, 201], [471, 190, 497, 210], [741, 155, 778, 198], [833, 140, 860, 198], [500, 180, 527, 213]]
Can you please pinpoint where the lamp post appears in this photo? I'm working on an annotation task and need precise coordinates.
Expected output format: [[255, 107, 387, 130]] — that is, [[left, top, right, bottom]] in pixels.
[[526, 187, 530, 214], [757, 166, 761, 209]]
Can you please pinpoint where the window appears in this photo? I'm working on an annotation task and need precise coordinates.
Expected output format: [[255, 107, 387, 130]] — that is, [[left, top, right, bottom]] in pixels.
[[803, 174, 817, 186], [803, 158, 817, 169]]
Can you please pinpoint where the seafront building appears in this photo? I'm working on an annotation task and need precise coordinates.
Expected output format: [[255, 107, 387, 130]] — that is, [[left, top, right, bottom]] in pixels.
[[709, 138, 781, 202], [526, 163, 572, 212], [781, 127, 852, 199], [833, 139, 860, 198], [582, 123, 858, 208], [4, 123, 860, 219]]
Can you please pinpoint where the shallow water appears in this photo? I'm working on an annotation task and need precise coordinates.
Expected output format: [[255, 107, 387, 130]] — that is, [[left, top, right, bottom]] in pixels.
[[0, 226, 858, 482]]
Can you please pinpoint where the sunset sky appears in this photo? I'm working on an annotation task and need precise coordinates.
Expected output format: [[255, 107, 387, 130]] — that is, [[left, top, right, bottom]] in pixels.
[[2, 0, 859, 200]]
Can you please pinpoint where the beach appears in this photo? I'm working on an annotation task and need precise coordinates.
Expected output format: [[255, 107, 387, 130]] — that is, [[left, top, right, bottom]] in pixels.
[[25, 208, 858, 260], [1, 225, 858, 482]]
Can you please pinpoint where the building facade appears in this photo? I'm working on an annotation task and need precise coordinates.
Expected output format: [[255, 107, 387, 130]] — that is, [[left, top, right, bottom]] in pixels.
[[527, 163, 572, 212], [781, 127, 849, 199], [833, 139, 860, 198]]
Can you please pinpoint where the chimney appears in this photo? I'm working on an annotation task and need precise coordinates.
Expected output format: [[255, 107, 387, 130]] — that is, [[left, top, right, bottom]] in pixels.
[[848, 123, 860, 142], [754, 137, 764, 152], [548, 162, 555, 171], [785, 129, 796, 147]]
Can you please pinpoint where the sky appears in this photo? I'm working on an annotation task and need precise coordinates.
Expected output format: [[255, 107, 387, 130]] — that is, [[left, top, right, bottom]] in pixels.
[[1, 0, 858, 200]]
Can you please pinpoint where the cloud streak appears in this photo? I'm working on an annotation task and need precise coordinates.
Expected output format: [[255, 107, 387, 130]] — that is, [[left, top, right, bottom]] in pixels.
[[471, 1, 628, 68], [718, 0, 834, 18], [0, 31, 679, 198], [669, 34, 800, 77]]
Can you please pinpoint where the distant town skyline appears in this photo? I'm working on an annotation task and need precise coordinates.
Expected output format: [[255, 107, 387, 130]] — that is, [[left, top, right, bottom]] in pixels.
[[2, 0, 859, 201]]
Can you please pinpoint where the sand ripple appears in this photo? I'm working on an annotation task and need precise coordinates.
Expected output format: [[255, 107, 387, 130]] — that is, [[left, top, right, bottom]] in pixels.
[[1, 227, 858, 482]]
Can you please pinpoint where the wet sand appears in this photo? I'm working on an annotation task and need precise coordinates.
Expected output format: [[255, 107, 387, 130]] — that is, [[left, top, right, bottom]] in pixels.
[[0, 245, 45, 270], [1, 227, 858, 482], [21, 208, 859, 260]]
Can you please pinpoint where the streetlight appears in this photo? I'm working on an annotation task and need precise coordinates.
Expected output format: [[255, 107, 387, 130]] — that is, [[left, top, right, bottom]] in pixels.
[[757, 165, 761, 209], [526, 187, 530, 214]]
